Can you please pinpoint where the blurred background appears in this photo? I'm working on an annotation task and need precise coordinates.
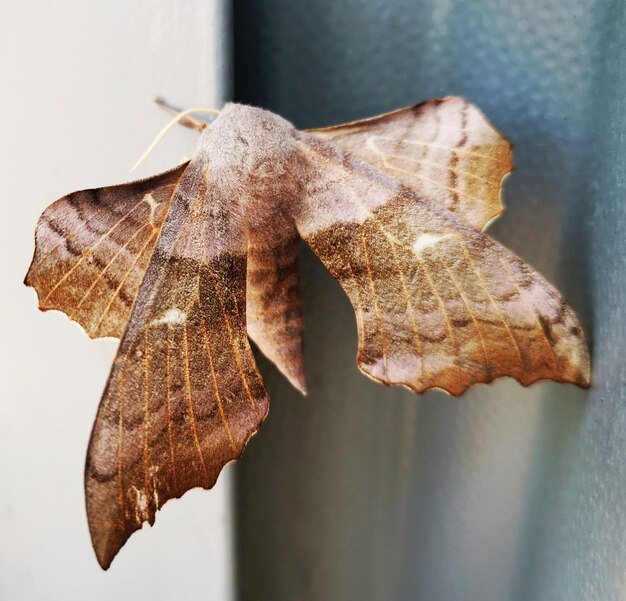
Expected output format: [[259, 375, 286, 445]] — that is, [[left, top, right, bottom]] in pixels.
[[2, 1, 625, 600]]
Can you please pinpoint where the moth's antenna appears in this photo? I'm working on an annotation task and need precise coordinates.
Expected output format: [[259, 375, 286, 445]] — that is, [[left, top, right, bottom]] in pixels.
[[155, 97, 209, 131], [130, 105, 221, 173]]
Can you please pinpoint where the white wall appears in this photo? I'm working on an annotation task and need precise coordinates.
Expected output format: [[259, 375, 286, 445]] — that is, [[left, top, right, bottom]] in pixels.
[[0, 2, 233, 599]]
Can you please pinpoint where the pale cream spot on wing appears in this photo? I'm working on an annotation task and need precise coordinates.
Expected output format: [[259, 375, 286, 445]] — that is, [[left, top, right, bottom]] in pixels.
[[149, 465, 160, 509], [131, 486, 150, 524], [151, 308, 186, 326], [143, 193, 160, 228], [412, 233, 453, 255]]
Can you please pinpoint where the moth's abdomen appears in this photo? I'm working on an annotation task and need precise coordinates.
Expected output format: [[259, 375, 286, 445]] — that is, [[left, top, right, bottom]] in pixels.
[[246, 221, 306, 394]]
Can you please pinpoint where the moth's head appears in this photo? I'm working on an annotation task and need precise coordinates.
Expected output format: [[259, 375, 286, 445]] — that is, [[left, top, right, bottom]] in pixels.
[[200, 103, 304, 199]]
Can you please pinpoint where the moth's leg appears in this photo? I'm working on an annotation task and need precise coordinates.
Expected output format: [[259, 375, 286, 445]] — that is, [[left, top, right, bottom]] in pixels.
[[154, 97, 207, 132]]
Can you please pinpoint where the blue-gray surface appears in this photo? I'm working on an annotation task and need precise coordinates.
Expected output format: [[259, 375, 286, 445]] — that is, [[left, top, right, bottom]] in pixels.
[[233, 2, 626, 600]]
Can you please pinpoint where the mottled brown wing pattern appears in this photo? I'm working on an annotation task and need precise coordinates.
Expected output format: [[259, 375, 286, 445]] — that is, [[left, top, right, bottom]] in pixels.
[[85, 160, 268, 569], [25, 163, 188, 338], [309, 96, 512, 232], [296, 133, 590, 395]]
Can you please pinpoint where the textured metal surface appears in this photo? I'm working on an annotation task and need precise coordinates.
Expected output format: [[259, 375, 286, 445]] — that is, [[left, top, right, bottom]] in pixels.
[[233, 1, 626, 600]]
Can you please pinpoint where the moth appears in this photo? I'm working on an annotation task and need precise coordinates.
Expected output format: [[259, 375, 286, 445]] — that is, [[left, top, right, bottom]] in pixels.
[[25, 97, 590, 569]]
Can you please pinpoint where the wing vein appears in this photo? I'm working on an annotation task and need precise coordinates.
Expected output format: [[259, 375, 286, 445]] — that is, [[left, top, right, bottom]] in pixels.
[[212, 280, 258, 415], [182, 322, 209, 479], [455, 239, 525, 369], [165, 326, 177, 484], [142, 331, 150, 492], [90, 230, 158, 336], [415, 255, 462, 382], [345, 259, 366, 344], [374, 136, 510, 166], [387, 237, 424, 382], [73, 222, 152, 312], [41, 199, 150, 301], [441, 259, 491, 370], [381, 163, 492, 207], [379, 153, 501, 186], [358, 229, 389, 378], [116, 353, 128, 521], [201, 320, 237, 452], [495, 253, 559, 369]]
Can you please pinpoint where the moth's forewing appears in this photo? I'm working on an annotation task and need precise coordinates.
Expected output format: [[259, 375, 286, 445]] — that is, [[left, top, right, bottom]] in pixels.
[[295, 131, 589, 395], [85, 143, 268, 569]]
